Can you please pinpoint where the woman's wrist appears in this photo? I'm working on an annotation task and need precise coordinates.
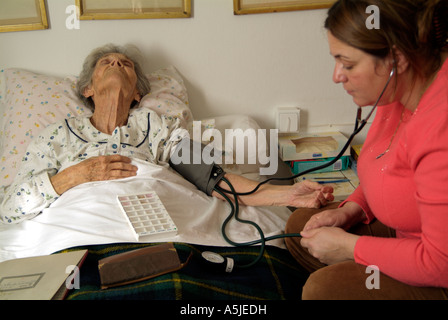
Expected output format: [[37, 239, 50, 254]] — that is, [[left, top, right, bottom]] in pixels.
[[344, 232, 361, 261], [340, 201, 366, 228], [50, 169, 78, 195]]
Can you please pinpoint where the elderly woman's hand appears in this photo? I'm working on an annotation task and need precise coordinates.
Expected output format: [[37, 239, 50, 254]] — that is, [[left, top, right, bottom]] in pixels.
[[287, 180, 334, 208], [50, 155, 138, 195], [214, 174, 334, 209]]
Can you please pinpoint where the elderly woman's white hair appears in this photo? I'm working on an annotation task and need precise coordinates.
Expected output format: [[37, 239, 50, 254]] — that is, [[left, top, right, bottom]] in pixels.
[[77, 43, 151, 110]]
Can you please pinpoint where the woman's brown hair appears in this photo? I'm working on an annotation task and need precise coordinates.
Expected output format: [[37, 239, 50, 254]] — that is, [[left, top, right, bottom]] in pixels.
[[325, 0, 447, 78]]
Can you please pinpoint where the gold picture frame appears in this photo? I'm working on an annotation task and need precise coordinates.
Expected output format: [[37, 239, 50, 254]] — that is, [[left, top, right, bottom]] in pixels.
[[76, 0, 191, 20], [234, 0, 336, 15], [0, 0, 48, 33]]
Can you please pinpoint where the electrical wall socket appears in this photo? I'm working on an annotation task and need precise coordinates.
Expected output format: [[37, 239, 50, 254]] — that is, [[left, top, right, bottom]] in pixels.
[[276, 107, 301, 133]]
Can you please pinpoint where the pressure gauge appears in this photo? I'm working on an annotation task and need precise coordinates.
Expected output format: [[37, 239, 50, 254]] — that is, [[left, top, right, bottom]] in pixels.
[[201, 251, 234, 273]]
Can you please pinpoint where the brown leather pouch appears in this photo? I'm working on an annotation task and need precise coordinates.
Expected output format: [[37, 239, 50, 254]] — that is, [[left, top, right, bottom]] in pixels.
[[98, 243, 190, 289]]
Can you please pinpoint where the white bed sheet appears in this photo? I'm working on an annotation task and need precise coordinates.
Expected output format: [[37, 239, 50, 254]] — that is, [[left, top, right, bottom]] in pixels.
[[0, 159, 291, 262]]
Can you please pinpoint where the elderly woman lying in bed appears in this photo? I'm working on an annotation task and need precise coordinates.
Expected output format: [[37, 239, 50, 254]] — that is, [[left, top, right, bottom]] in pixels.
[[0, 44, 333, 224]]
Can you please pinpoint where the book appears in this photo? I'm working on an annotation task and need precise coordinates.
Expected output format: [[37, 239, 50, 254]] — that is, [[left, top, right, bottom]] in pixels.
[[278, 131, 350, 161], [0, 249, 88, 300], [287, 156, 350, 174], [351, 144, 363, 161], [295, 168, 359, 201]]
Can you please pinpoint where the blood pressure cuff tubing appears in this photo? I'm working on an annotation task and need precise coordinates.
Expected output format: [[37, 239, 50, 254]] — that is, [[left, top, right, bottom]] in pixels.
[[169, 138, 226, 196]]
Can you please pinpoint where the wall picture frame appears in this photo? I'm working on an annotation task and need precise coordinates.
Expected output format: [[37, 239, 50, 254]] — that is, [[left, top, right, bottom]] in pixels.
[[76, 0, 191, 20], [0, 0, 48, 33], [234, 0, 336, 15]]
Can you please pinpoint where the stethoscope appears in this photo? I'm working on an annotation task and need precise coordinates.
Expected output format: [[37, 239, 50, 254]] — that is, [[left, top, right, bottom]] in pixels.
[[202, 68, 396, 273]]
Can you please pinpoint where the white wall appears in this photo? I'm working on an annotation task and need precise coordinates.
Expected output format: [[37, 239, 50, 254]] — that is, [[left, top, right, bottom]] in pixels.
[[0, 0, 368, 143]]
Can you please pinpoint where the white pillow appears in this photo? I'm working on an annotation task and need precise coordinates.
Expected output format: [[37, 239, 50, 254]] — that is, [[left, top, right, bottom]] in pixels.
[[210, 114, 270, 176], [0, 69, 88, 188], [0, 66, 191, 188], [141, 66, 192, 128]]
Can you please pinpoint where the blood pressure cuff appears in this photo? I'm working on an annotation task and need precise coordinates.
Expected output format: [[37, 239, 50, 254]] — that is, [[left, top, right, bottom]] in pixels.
[[169, 138, 226, 196]]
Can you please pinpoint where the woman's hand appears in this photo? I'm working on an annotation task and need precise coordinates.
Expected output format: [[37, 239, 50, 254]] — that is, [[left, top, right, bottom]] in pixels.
[[72, 155, 138, 182], [299, 202, 365, 265], [214, 174, 334, 208], [50, 155, 138, 195], [302, 201, 366, 231], [300, 227, 360, 265]]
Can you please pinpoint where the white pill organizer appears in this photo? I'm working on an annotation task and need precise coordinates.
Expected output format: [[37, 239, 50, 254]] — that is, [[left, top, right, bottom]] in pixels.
[[117, 192, 178, 241]]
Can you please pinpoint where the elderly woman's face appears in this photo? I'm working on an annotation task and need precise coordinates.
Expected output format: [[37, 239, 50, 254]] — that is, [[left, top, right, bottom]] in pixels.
[[84, 53, 141, 103]]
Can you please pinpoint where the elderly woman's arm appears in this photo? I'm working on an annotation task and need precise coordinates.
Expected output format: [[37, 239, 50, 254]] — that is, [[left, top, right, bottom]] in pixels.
[[0, 130, 61, 224], [0, 122, 138, 224], [50, 155, 137, 195], [213, 173, 334, 209]]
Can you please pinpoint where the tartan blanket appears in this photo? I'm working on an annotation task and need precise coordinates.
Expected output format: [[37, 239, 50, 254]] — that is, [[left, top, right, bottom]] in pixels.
[[63, 242, 309, 300]]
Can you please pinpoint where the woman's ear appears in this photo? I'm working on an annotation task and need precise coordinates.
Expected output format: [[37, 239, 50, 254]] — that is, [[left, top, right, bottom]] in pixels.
[[134, 90, 141, 102], [83, 85, 94, 98], [391, 47, 410, 75]]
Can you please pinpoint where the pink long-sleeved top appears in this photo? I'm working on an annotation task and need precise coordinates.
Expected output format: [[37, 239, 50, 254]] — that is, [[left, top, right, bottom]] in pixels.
[[345, 58, 448, 288]]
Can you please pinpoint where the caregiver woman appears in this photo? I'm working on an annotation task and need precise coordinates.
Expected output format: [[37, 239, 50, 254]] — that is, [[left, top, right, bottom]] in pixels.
[[285, 0, 448, 299]]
